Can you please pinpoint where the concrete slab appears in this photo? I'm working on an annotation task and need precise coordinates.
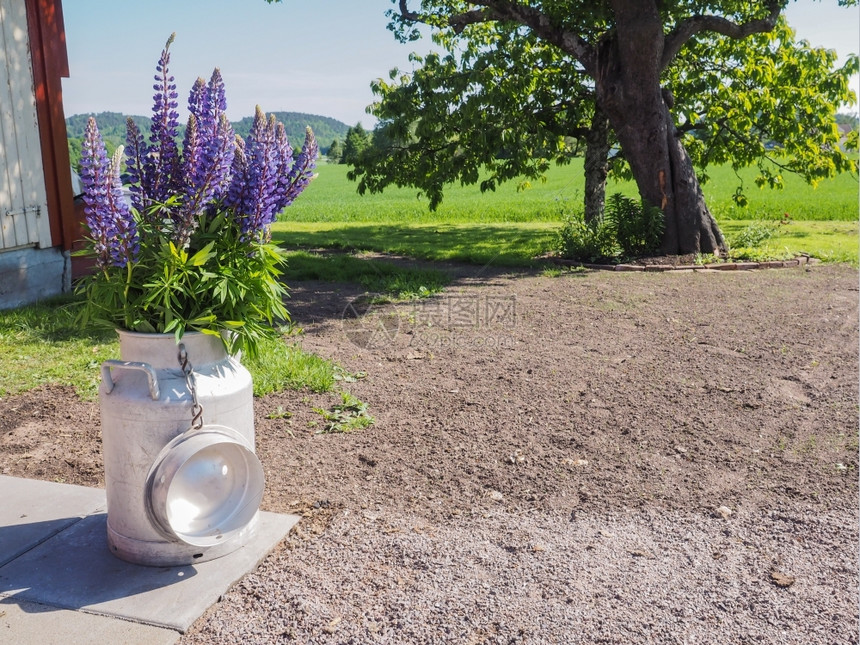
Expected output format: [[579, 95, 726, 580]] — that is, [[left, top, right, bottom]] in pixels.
[[0, 598, 179, 645], [0, 476, 106, 567], [0, 510, 298, 632]]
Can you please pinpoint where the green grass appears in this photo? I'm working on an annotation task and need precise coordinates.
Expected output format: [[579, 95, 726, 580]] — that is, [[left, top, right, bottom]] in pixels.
[[274, 222, 559, 267], [282, 249, 450, 298], [720, 219, 859, 265], [243, 335, 340, 396], [701, 168, 859, 222], [0, 295, 341, 400], [276, 162, 857, 266], [287, 163, 574, 223], [291, 162, 858, 223], [0, 296, 118, 399]]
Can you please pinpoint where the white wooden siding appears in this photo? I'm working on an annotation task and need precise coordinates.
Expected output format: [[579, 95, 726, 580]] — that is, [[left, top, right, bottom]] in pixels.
[[0, 0, 52, 251]]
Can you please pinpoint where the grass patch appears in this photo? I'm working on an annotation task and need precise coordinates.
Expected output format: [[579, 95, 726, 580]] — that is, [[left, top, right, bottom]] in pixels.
[[540, 265, 588, 278], [283, 163, 573, 224], [282, 250, 450, 298], [702, 169, 859, 222], [273, 221, 559, 267], [0, 295, 118, 399], [721, 219, 859, 265], [244, 335, 340, 396], [0, 295, 343, 399]]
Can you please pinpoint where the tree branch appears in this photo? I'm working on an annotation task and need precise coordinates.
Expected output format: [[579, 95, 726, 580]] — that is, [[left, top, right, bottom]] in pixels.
[[661, 2, 782, 72], [397, 1, 597, 75]]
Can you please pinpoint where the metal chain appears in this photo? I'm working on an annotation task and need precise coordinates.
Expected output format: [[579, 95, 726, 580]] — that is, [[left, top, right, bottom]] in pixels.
[[178, 344, 204, 430]]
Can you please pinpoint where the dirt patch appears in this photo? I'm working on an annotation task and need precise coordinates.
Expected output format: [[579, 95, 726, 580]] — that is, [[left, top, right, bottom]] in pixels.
[[1, 263, 857, 643]]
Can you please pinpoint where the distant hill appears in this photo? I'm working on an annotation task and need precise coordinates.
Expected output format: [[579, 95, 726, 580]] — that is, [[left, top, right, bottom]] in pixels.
[[232, 112, 351, 150], [65, 111, 350, 156]]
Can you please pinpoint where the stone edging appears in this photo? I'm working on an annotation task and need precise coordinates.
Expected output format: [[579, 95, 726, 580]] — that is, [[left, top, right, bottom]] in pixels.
[[551, 256, 819, 273]]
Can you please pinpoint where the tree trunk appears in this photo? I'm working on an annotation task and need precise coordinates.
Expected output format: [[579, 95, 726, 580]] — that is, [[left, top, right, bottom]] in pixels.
[[596, 0, 726, 256], [583, 107, 610, 225]]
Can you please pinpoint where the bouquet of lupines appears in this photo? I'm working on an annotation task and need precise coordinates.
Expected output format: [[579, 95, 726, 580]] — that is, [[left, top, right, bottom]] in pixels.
[[77, 34, 317, 357]]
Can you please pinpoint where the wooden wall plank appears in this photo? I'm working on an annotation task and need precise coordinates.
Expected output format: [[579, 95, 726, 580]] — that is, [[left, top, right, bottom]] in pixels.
[[0, 0, 20, 249], [0, 0, 50, 251]]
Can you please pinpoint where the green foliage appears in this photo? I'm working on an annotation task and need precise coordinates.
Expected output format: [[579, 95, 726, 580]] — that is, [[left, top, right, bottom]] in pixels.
[[670, 18, 858, 200], [76, 210, 290, 359], [327, 139, 343, 164], [342, 123, 372, 165], [603, 193, 665, 257], [313, 391, 374, 434], [556, 193, 664, 261], [556, 207, 616, 262], [727, 219, 780, 249], [66, 112, 149, 138], [66, 113, 150, 173], [350, 26, 592, 210]]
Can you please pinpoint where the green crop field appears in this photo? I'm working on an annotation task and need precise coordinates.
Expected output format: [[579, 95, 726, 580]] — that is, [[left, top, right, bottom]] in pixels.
[[283, 162, 858, 223], [273, 162, 858, 266]]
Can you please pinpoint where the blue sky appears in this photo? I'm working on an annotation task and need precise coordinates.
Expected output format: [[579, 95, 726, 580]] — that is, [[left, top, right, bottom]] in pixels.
[[61, 1, 859, 127]]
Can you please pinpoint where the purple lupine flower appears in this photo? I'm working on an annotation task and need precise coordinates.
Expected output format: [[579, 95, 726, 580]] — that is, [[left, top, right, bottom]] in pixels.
[[143, 33, 181, 205], [80, 117, 138, 268], [225, 135, 248, 212], [229, 106, 281, 239], [187, 77, 206, 122], [200, 69, 227, 138], [80, 118, 114, 267], [272, 123, 293, 207], [124, 117, 149, 215], [175, 112, 236, 246], [277, 126, 318, 211], [196, 71, 234, 203], [181, 113, 202, 186], [105, 147, 139, 265], [207, 113, 236, 202], [171, 68, 236, 245], [173, 113, 202, 245]]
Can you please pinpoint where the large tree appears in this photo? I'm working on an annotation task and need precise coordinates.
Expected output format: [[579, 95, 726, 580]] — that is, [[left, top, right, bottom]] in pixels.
[[352, 0, 857, 255]]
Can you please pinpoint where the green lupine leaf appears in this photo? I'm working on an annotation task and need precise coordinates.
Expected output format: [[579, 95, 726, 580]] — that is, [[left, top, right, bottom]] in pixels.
[[188, 241, 215, 267]]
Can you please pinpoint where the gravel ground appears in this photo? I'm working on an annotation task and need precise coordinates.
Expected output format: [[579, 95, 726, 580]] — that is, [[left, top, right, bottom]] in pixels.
[[182, 505, 858, 644]]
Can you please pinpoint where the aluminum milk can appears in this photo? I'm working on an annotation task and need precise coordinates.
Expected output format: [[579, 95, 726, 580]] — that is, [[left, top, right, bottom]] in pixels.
[[100, 330, 264, 566]]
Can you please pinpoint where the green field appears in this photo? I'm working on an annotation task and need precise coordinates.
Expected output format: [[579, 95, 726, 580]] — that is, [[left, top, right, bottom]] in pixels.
[[274, 162, 858, 266]]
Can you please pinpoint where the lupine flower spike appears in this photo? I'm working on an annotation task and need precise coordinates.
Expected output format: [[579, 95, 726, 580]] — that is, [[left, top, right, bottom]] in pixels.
[[79, 118, 138, 268], [145, 32, 181, 205]]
